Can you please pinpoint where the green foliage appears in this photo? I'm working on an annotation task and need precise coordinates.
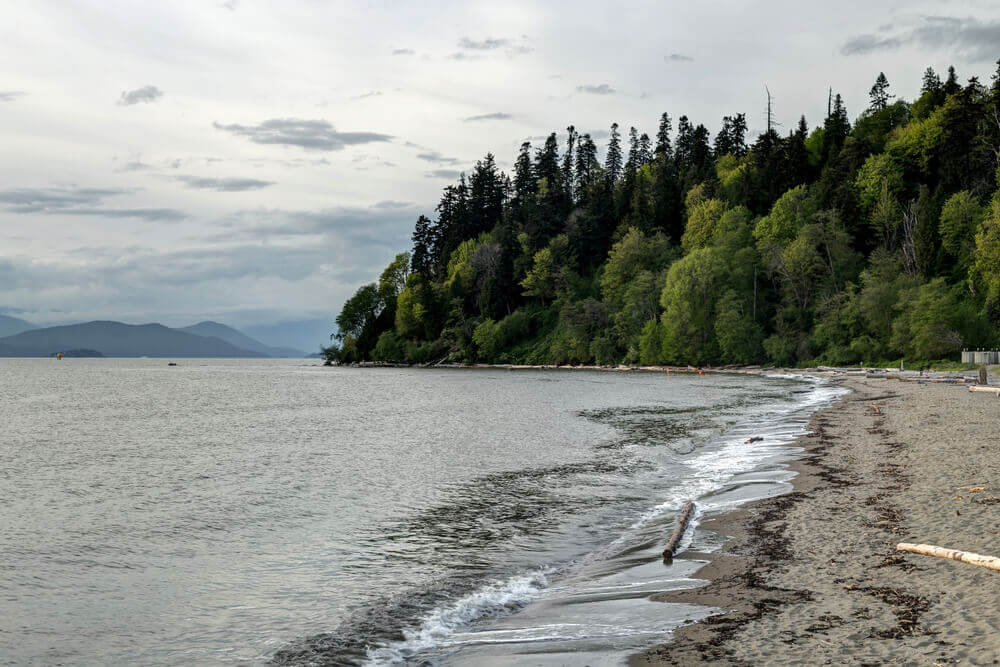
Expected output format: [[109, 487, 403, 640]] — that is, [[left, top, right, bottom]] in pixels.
[[373, 330, 406, 362], [889, 279, 967, 360], [680, 198, 727, 252], [854, 153, 904, 211], [714, 290, 764, 363], [659, 247, 726, 364], [333, 65, 1000, 367], [973, 194, 1000, 304], [638, 320, 665, 365], [753, 185, 813, 252], [939, 190, 983, 268]]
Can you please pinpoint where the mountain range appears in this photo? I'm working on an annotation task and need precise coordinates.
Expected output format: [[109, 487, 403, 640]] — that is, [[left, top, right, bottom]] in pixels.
[[0, 320, 310, 358]]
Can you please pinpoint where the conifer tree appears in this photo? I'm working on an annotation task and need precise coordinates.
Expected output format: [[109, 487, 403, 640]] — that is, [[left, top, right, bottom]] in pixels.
[[868, 72, 893, 112], [605, 123, 623, 186]]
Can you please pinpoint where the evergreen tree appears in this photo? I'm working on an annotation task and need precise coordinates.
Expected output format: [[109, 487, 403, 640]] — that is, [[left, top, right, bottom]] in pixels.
[[944, 65, 961, 95], [605, 123, 623, 186], [868, 72, 893, 112], [562, 125, 578, 204], [411, 214, 437, 277]]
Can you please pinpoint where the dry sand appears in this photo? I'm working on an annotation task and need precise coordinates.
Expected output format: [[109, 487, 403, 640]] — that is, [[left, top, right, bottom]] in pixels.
[[633, 377, 1000, 665]]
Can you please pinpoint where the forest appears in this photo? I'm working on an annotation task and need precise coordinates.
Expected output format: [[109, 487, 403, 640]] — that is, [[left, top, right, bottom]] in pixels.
[[326, 64, 1000, 368]]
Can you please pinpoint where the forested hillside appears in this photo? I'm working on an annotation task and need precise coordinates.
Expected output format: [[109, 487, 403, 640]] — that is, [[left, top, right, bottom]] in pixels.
[[328, 64, 1000, 367]]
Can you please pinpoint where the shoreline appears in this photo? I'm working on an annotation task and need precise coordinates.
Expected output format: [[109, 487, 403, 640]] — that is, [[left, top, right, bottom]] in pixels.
[[631, 376, 1000, 664]]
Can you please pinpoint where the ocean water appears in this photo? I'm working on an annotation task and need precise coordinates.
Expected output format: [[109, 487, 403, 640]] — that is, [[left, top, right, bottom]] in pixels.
[[0, 360, 845, 665]]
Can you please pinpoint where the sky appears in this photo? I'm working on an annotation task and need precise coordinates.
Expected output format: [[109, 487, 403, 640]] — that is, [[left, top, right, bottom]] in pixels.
[[2, 0, 999, 341]]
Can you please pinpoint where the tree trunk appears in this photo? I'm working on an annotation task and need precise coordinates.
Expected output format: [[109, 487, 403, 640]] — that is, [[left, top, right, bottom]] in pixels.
[[662, 500, 696, 563], [897, 543, 1000, 572]]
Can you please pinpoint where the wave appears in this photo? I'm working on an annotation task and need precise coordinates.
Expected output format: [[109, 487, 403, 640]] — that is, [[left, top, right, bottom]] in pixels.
[[363, 569, 552, 665]]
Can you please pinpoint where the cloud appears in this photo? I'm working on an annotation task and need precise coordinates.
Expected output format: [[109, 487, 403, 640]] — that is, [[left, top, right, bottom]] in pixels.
[[840, 33, 904, 55], [425, 169, 462, 179], [0, 186, 185, 221], [66, 208, 187, 222], [117, 160, 152, 172], [665, 53, 693, 62], [841, 16, 1000, 62], [353, 90, 382, 100], [0, 187, 129, 213], [219, 0, 238, 9], [0, 91, 25, 102], [174, 176, 274, 191], [416, 150, 459, 165], [464, 112, 513, 122], [391, 48, 415, 55], [214, 118, 391, 151], [458, 37, 511, 50], [372, 200, 413, 209], [454, 36, 532, 58], [575, 83, 616, 95], [118, 85, 163, 105]]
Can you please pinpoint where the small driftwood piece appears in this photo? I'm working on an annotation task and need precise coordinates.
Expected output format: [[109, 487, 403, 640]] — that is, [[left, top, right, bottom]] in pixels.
[[663, 500, 696, 563], [897, 543, 1000, 572]]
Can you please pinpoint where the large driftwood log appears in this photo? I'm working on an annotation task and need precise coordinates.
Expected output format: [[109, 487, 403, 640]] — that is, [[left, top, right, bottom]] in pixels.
[[663, 500, 696, 563], [969, 385, 1000, 395], [897, 543, 1000, 572]]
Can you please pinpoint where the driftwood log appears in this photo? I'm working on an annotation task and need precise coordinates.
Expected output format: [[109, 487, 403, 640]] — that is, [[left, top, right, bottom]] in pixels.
[[969, 385, 1000, 395], [663, 500, 696, 563], [897, 543, 1000, 572]]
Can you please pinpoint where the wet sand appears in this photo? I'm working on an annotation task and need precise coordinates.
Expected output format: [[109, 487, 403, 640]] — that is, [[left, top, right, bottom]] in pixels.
[[633, 377, 1000, 665]]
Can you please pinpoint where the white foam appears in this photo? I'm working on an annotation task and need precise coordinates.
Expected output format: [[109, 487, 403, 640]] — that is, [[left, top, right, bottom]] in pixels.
[[364, 569, 551, 665]]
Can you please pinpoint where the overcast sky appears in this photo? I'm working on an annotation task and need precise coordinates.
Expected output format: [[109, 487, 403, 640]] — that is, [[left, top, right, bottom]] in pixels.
[[2, 0, 999, 332]]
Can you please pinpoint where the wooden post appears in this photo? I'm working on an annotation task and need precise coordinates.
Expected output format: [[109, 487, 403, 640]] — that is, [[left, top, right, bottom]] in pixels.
[[980, 365, 988, 386], [663, 500, 696, 563], [897, 543, 1000, 572]]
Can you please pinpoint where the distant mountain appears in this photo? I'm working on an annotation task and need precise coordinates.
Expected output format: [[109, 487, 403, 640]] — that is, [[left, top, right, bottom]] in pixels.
[[243, 318, 332, 355], [179, 321, 306, 358], [0, 321, 266, 358], [0, 314, 37, 337]]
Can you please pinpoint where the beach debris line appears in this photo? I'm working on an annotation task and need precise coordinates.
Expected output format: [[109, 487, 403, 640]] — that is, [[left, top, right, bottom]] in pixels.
[[896, 543, 1000, 572], [662, 500, 696, 563]]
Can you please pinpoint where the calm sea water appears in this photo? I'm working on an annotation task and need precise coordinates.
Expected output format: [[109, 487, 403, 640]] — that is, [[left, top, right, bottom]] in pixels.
[[1, 360, 843, 665]]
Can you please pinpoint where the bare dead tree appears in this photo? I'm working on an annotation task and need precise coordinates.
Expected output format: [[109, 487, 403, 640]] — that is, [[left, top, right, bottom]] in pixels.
[[901, 198, 920, 276]]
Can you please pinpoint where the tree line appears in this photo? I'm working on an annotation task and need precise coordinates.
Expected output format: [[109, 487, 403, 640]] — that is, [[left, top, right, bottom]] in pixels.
[[327, 63, 1000, 368]]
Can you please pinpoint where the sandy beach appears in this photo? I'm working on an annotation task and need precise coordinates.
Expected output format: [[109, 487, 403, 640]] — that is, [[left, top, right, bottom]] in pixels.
[[633, 376, 1000, 665]]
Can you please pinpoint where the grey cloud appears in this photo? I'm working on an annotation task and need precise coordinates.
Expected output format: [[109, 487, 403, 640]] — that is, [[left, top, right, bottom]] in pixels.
[[666, 53, 693, 62], [392, 48, 415, 55], [458, 37, 511, 50], [118, 161, 151, 172], [841, 16, 1000, 61], [425, 169, 462, 179], [416, 151, 459, 165], [0, 187, 129, 213], [220, 203, 420, 249], [576, 84, 616, 95], [118, 85, 163, 105], [175, 175, 274, 191], [0, 91, 25, 102], [464, 112, 513, 122], [67, 208, 187, 222], [455, 36, 531, 58], [0, 186, 184, 221], [354, 90, 382, 99], [213, 118, 392, 151], [448, 51, 482, 61], [841, 33, 904, 55]]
